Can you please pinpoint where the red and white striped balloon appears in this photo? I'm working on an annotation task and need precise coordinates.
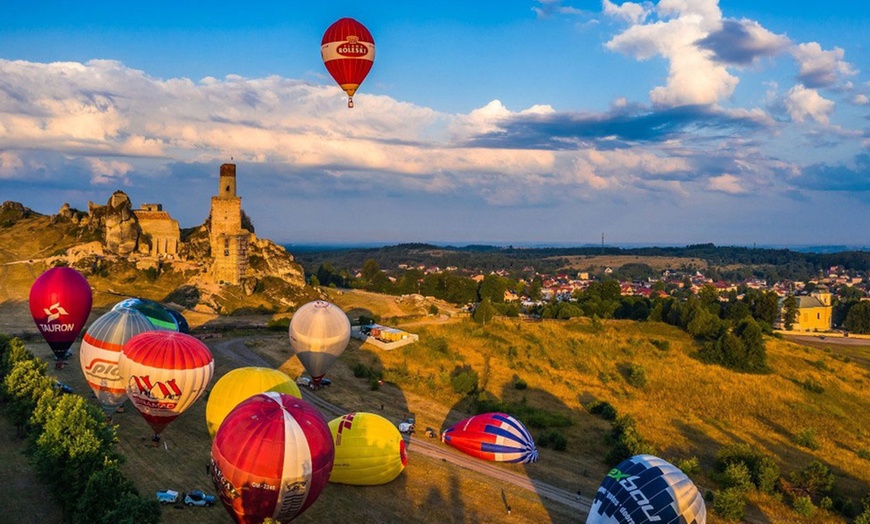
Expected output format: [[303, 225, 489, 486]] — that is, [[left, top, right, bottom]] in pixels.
[[118, 331, 214, 436], [211, 392, 334, 524]]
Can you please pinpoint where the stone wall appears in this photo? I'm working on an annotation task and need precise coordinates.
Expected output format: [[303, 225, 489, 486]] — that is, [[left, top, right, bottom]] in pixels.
[[134, 209, 180, 257]]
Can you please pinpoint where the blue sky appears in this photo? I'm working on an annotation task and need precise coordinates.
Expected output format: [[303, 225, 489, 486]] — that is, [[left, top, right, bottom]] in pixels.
[[0, 1, 868, 247]]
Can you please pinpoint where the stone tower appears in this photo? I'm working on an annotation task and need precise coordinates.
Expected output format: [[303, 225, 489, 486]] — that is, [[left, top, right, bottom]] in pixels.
[[210, 163, 249, 284]]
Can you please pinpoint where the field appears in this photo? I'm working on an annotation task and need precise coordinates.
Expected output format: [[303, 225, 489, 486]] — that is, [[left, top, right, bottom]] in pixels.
[[553, 254, 709, 272], [2, 289, 870, 522]]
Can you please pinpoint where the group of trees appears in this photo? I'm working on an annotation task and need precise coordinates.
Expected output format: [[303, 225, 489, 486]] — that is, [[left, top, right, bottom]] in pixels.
[[0, 334, 159, 524]]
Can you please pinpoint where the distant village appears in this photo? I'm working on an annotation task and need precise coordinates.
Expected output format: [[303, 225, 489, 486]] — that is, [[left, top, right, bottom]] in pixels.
[[370, 261, 870, 333]]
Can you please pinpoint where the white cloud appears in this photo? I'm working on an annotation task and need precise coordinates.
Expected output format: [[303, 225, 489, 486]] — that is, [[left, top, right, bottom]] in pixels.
[[533, 0, 583, 18], [0, 151, 23, 179], [791, 42, 856, 88], [602, 0, 651, 25], [88, 158, 134, 185], [604, 0, 739, 107], [784, 84, 835, 124], [853, 94, 869, 106], [707, 173, 747, 194]]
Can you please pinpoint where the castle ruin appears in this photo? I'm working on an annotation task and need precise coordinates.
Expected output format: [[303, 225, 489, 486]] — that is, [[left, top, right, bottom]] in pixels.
[[134, 203, 180, 257], [209, 163, 249, 285]]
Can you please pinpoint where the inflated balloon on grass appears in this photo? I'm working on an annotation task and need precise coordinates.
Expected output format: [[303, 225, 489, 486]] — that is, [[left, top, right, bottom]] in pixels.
[[328, 412, 407, 485], [205, 367, 301, 438]]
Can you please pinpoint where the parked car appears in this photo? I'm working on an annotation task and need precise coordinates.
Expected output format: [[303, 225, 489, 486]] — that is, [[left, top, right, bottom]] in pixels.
[[54, 380, 73, 394], [185, 489, 216, 507], [156, 489, 179, 504]]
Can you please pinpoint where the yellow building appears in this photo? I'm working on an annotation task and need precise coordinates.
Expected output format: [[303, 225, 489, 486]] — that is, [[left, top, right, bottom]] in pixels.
[[794, 289, 832, 332]]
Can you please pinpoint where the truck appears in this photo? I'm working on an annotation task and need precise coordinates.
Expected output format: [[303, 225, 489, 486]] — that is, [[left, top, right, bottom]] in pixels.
[[398, 416, 416, 434]]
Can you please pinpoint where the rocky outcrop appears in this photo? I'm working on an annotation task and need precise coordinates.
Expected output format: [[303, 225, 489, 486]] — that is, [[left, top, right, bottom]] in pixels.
[[87, 191, 140, 256], [0, 201, 35, 226]]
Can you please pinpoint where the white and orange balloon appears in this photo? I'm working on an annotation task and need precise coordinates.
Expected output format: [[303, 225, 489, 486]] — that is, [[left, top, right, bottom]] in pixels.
[[118, 331, 214, 436]]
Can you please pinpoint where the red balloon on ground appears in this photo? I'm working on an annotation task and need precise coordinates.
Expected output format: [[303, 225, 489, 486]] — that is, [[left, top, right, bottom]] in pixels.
[[321, 17, 375, 108], [29, 267, 93, 360], [211, 392, 334, 524]]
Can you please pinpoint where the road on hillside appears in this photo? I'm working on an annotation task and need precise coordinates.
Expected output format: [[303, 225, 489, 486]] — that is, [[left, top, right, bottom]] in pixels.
[[208, 335, 593, 519]]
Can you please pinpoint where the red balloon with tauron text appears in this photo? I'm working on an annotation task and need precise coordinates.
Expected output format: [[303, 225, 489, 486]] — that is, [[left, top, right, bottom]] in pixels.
[[321, 17, 375, 108], [118, 331, 214, 436], [29, 267, 93, 360], [211, 392, 334, 524]]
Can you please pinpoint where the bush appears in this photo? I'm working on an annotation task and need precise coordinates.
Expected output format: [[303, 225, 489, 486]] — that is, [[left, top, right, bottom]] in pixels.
[[712, 488, 746, 521], [588, 400, 618, 421], [266, 317, 291, 331], [513, 377, 527, 390], [450, 365, 479, 395], [624, 363, 647, 389], [800, 378, 825, 394], [606, 414, 655, 466], [722, 462, 753, 492], [650, 339, 670, 351], [794, 427, 820, 450], [676, 456, 701, 475], [792, 495, 816, 517], [537, 429, 568, 451]]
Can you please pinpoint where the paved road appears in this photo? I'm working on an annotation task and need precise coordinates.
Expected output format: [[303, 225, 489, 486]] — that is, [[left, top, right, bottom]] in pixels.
[[207, 336, 593, 517]]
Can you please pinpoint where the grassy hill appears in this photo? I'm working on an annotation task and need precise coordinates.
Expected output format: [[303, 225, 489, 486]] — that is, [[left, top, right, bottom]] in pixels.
[[3, 287, 869, 522]]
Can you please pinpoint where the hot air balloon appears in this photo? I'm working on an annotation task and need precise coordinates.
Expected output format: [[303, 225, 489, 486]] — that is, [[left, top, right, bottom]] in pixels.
[[587, 454, 706, 524], [118, 331, 213, 438], [79, 307, 156, 416], [328, 412, 407, 485], [211, 393, 334, 524], [288, 300, 350, 387], [321, 17, 375, 108], [29, 267, 93, 363], [113, 297, 179, 331], [441, 412, 538, 463], [165, 308, 190, 334], [205, 367, 302, 438]]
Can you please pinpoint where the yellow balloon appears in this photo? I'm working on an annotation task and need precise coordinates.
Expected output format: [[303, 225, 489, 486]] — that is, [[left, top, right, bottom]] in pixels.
[[205, 367, 301, 438], [329, 412, 408, 485]]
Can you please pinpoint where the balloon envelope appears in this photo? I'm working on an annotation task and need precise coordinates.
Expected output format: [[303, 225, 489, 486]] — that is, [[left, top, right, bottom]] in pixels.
[[587, 454, 706, 524], [288, 300, 350, 384], [119, 331, 214, 435], [165, 308, 190, 333], [321, 17, 375, 107], [211, 393, 334, 524], [328, 412, 407, 485], [29, 267, 93, 359], [113, 297, 179, 331], [441, 412, 538, 463], [205, 367, 302, 438], [80, 307, 155, 415]]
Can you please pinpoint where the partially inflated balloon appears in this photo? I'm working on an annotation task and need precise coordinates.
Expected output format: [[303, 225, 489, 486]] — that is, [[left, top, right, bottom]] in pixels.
[[80, 307, 155, 415], [205, 367, 302, 438], [441, 412, 538, 463], [29, 267, 93, 360], [211, 393, 334, 524], [166, 308, 190, 334], [587, 454, 706, 524], [329, 412, 407, 485], [113, 298, 178, 330], [288, 300, 350, 386], [119, 331, 213, 435]]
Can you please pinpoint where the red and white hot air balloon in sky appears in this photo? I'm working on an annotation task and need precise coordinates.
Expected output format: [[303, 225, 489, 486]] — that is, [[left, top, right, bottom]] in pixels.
[[29, 267, 93, 362], [118, 331, 214, 438], [321, 17, 375, 108]]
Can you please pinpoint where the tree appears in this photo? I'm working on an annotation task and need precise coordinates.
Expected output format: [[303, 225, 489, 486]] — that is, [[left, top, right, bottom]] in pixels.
[[473, 297, 496, 325], [790, 460, 834, 500], [845, 301, 870, 334], [360, 259, 391, 293], [735, 318, 767, 372], [478, 274, 508, 303], [783, 294, 799, 330]]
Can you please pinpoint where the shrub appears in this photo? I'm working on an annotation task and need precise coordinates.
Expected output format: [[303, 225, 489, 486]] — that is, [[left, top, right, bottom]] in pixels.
[[588, 400, 618, 421], [792, 495, 816, 517], [266, 317, 290, 331], [722, 462, 753, 492], [650, 339, 670, 351], [450, 365, 479, 395], [513, 377, 527, 390], [858, 449, 870, 461], [755, 456, 781, 494], [790, 460, 834, 499], [794, 427, 820, 450], [712, 487, 746, 521], [800, 378, 825, 394], [606, 414, 654, 466], [624, 363, 648, 389], [537, 429, 568, 451], [676, 456, 701, 475]]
